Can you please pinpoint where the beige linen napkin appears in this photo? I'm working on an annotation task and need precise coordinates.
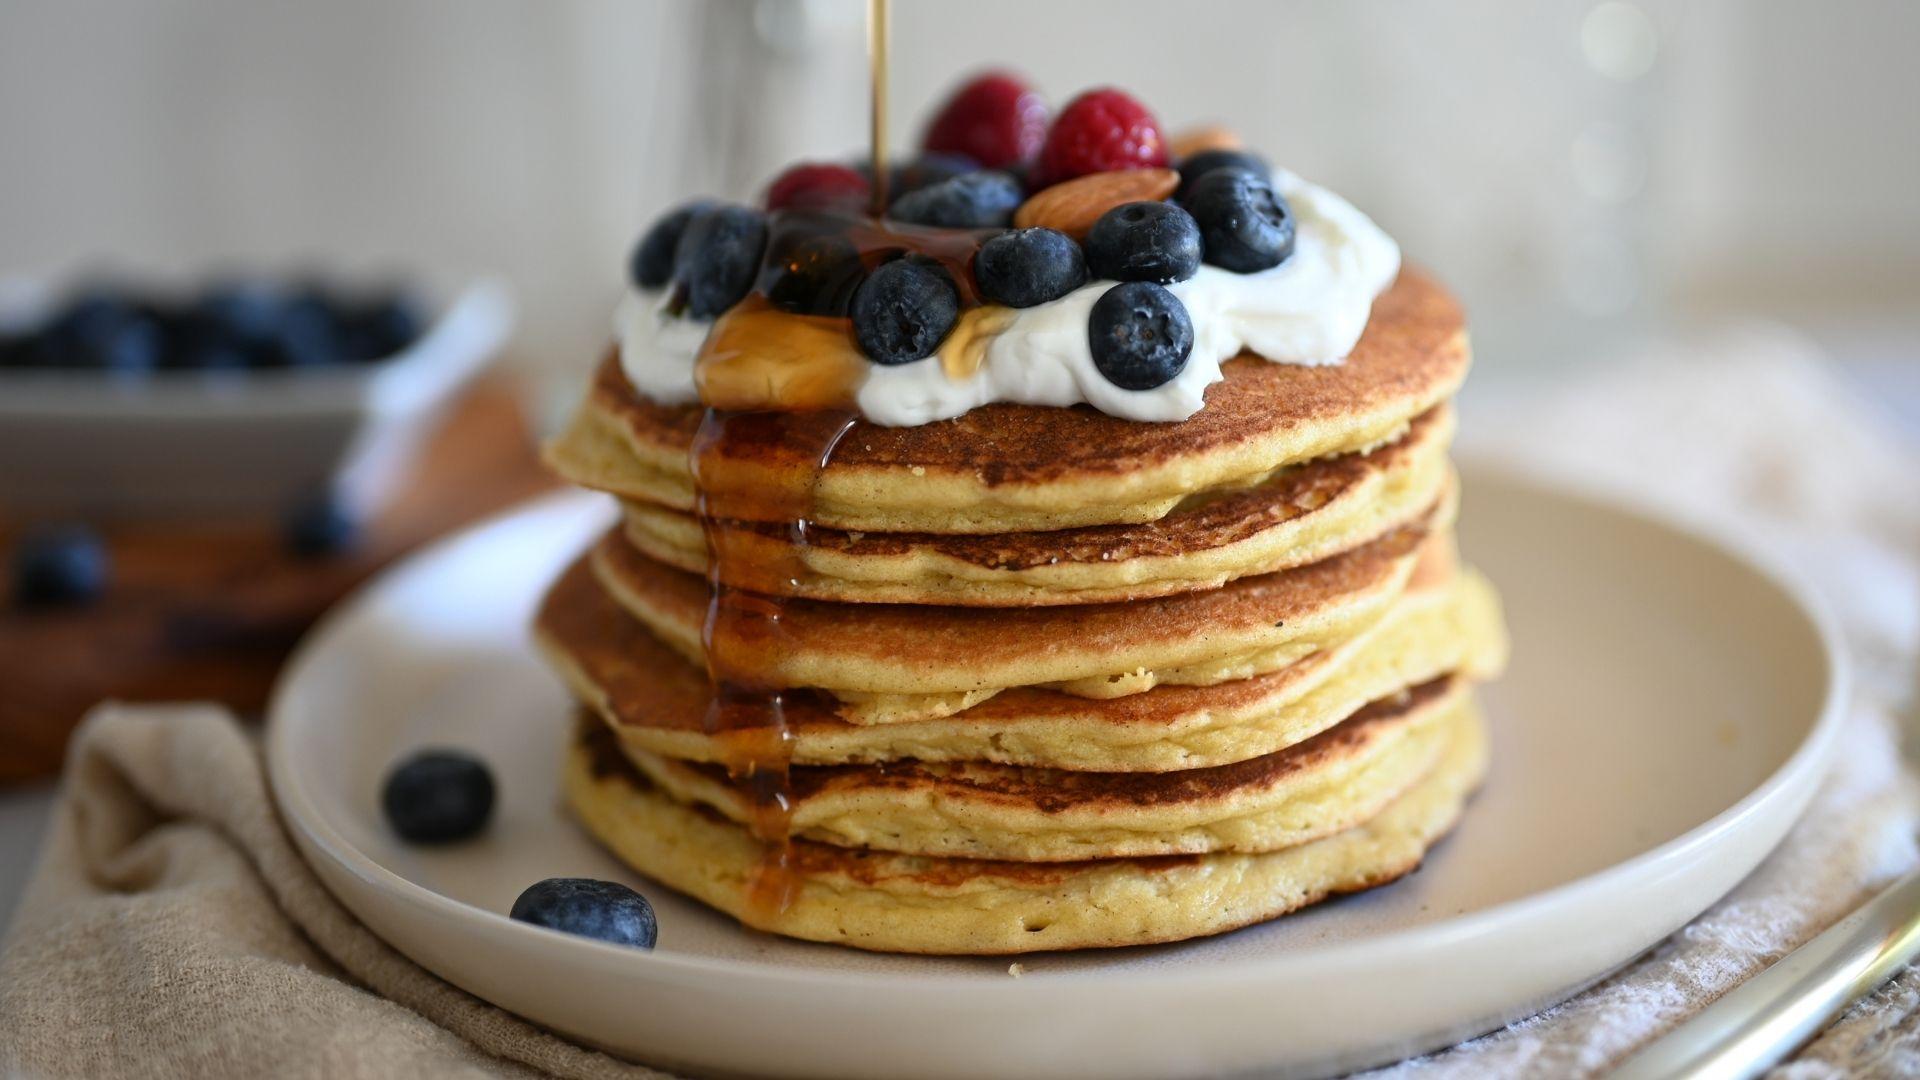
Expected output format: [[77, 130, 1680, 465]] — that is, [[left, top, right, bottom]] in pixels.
[[1, 325, 1915, 1079], [0, 703, 670, 1080]]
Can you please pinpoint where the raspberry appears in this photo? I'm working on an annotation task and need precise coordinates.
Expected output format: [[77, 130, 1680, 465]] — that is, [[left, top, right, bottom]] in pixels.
[[764, 162, 871, 212], [921, 71, 1048, 170], [1033, 88, 1168, 188]]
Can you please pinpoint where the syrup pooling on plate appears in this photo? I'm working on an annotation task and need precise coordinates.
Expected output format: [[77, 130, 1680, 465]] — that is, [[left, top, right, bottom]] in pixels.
[[689, 406, 858, 919]]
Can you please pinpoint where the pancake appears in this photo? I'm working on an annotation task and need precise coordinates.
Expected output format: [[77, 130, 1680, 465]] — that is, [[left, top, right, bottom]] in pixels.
[[618, 407, 1455, 607], [587, 499, 1450, 707], [545, 267, 1468, 534], [610, 676, 1467, 861], [535, 556, 1507, 771], [562, 699, 1489, 954]]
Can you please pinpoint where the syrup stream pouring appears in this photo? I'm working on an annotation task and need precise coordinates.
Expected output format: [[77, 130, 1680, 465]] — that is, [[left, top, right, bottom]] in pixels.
[[867, 0, 890, 215]]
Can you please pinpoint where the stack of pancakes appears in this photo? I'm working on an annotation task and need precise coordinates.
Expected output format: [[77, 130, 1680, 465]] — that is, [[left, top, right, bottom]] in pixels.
[[538, 266, 1506, 954]]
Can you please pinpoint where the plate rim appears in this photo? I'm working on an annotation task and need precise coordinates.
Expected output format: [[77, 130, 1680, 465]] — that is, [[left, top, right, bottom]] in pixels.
[[266, 463, 1848, 1002]]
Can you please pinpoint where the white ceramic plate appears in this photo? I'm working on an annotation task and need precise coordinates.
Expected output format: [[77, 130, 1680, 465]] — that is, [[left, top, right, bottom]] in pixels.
[[267, 466, 1845, 1080]]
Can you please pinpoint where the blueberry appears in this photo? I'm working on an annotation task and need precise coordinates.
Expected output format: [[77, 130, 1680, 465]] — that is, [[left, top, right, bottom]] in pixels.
[[973, 228, 1088, 308], [382, 749, 496, 844], [98, 317, 164, 372], [1175, 148, 1271, 201], [865, 153, 979, 203], [1183, 167, 1296, 273], [158, 314, 251, 371], [283, 494, 359, 557], [12, 524, 108, 609], [37, 290, 136, 342], [671, 205, 768, 319], [194, 281, 286, 345], [338, 292, 424, 362], [849, 257, 959, 365], [889, 171, 1022, 229], [33, 292, 163, 373], [630, 200, 713, 290], [1087, 282, 1193, 391], [510, 878, 657, 949], [1084, 202, 1202, 284], [255, 288, 343, 368], [760, 233, 866, 317], [179, 334, 252, 371]]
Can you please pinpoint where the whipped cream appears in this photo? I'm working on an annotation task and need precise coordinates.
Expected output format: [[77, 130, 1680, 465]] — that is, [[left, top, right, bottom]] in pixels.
[[616, 168, 1400, 426]]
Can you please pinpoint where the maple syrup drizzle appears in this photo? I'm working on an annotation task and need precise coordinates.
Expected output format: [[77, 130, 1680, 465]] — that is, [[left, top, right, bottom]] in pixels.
[[867, 0, 890, 215], [693, 212, 996, 415], [691, 408, 857, 920], [685, 0, 981, 921]]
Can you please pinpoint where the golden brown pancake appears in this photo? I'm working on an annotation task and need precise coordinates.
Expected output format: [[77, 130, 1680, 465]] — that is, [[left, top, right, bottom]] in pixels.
[[534, 552, 1507, 771], [562, 700, 1489, 954], [586, 507, 1449, 704], [611, 676, 1466, 861], [544, 267, 1468, 534], [617, 406, 1455, 606]]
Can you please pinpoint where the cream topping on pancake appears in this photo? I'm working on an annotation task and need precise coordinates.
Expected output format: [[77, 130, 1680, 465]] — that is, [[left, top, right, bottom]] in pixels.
[[615, 169, 1399, 426]]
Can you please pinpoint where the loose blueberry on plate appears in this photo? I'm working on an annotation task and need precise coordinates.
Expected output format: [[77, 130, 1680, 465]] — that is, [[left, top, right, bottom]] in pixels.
[[889, 170, 1023, 229], [1183, 167, 1296, 273], [1088, 281, 1193, 391], [11, 524, 109, 609], [973, 227, 1088, 308], [761, 233, 866, 317], [283, 493, 359, 558], [671, 205, 769, 319], [381, 749, 496, 844], [850, 256, 960, 365], [1084, 201, 1202, 284], [1174, 148, 1271, 201], [510, 878, 657, 949], [629, 200, 716, 291]]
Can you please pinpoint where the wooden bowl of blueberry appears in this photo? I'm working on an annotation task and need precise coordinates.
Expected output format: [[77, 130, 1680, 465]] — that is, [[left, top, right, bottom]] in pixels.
[[0, 274, 512, 519]]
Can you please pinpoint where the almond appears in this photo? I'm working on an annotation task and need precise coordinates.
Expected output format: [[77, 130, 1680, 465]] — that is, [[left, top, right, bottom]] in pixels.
[[1169, 124, 1245, 159], [1012, 168, 1179, 240]]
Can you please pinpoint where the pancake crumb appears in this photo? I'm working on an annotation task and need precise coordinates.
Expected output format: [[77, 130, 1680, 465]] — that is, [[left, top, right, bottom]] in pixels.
[[1008, 962, 1027, 978]]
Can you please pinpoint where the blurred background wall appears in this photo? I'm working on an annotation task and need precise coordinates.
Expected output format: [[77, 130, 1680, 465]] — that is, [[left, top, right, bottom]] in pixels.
[[2, 0, 1915, 399]]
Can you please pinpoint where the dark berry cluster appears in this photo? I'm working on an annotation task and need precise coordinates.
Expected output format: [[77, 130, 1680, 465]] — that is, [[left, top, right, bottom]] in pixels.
[[0, 279, 425, 375], [625, 75, 1301, 395]]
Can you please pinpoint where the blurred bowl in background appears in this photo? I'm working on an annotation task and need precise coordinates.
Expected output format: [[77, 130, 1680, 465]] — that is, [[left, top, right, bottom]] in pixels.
[[0, 276, 513, 519]]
